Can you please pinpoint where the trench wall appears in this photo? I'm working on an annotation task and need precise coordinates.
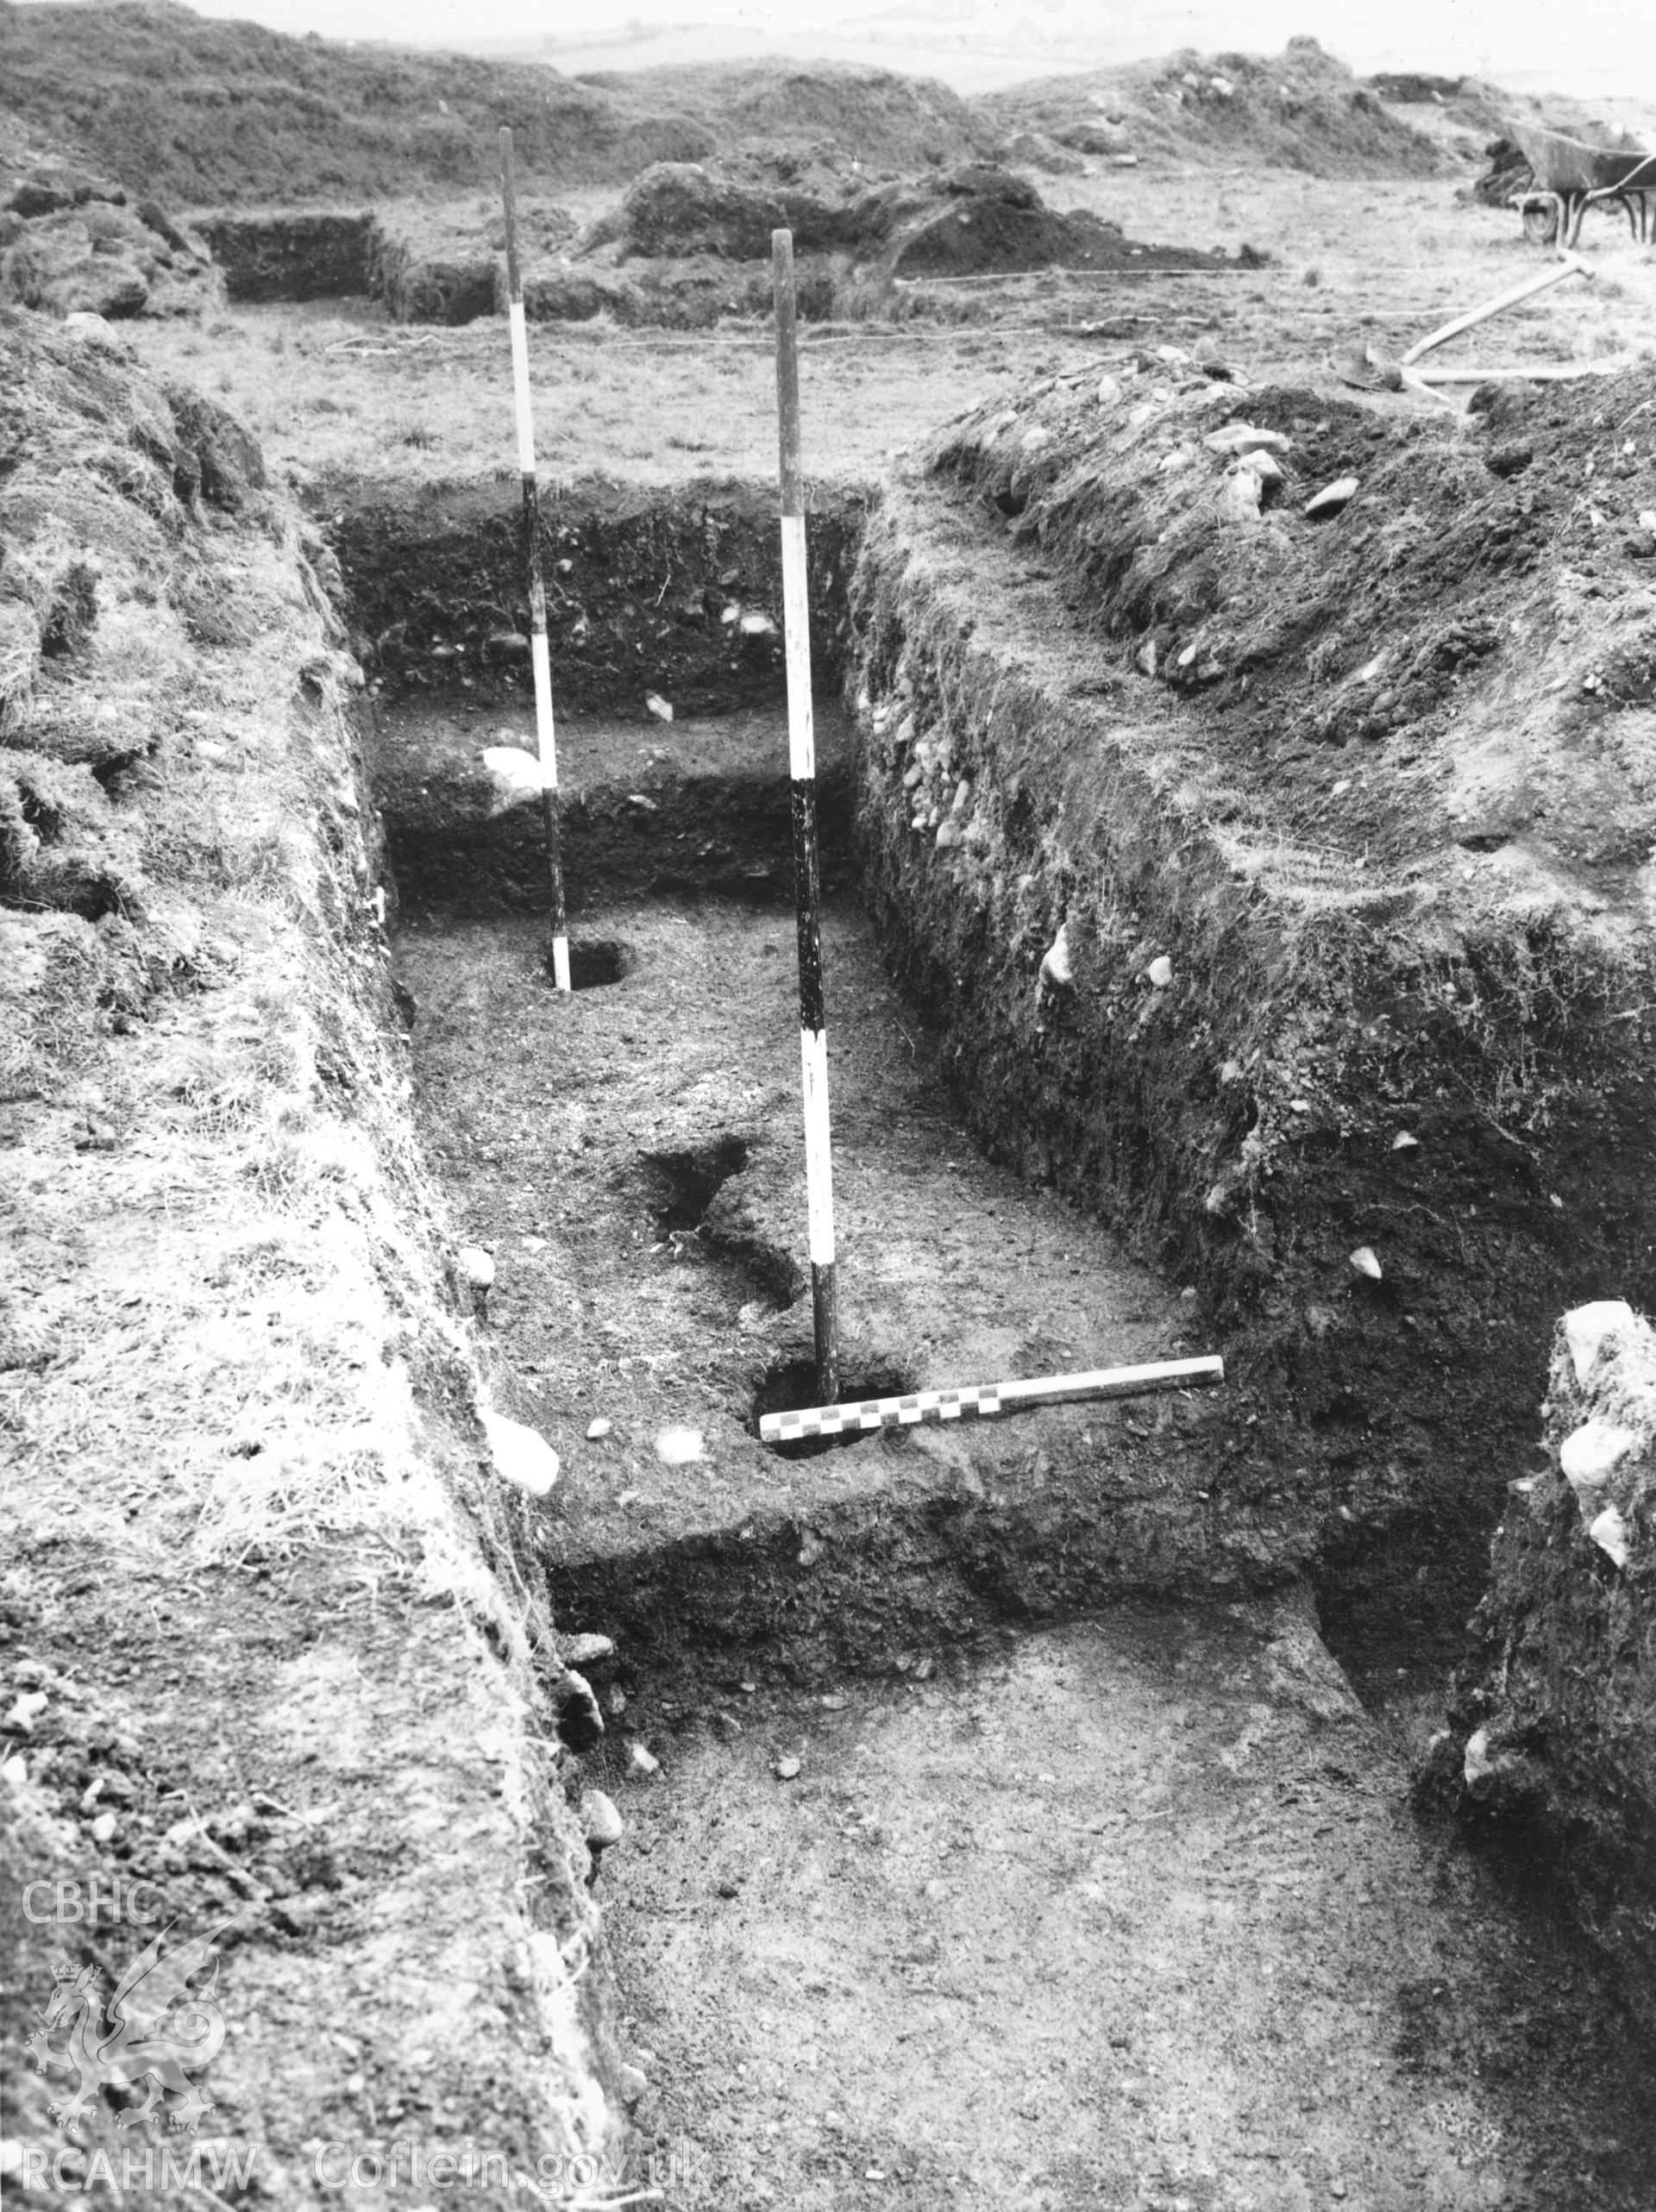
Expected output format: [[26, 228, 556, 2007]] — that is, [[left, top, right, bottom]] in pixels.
[[844, 475, 1656, 1664], [195, 210, 376, 301], [196, 207, 496, 321], [330, 473, 864, 712]]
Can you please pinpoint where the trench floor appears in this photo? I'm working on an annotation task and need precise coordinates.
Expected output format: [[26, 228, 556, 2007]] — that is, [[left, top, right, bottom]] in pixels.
[[591, 1603, 1656, 2212], [394, 885, 1231, 1578], [389, 710, 1656, 2212]]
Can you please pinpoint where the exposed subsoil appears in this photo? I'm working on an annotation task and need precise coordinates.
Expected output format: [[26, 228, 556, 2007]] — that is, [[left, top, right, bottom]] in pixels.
[[592, 1605, 1656, 2211]]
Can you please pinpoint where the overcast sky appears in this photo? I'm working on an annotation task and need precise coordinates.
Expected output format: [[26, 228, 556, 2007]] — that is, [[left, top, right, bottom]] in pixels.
[[32, 0, 1656, 98]]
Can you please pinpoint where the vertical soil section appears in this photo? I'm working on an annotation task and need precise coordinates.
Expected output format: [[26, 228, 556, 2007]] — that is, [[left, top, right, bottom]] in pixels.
[[844, 462, 1656, 1703], [328, 474, 865, 710]]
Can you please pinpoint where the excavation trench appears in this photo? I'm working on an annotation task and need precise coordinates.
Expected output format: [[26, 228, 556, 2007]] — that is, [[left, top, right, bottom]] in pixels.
[[350, 486, 1656, 2203]]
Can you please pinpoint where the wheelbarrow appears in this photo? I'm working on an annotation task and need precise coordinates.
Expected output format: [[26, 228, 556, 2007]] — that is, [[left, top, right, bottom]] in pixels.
[[1509, 119, 1656, 248]]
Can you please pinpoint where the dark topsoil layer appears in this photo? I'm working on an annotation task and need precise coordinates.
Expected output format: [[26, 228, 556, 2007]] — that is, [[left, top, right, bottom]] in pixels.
[[329, 473, 865, 714]]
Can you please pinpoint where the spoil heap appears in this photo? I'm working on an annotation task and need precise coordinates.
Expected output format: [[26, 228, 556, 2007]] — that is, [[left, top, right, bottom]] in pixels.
[[847, 354, 1656, 1650], [558, 160, 1238, 327], [1, 309, 628, 2186], [0, 154, 216, 320], [978, 36, 1443, 178]]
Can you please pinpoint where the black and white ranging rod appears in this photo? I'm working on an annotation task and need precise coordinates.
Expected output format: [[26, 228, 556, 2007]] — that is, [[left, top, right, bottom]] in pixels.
[[764, 233, 1226, 1452], [772, 229, 839, 1407], [499, 128, 571, 993]]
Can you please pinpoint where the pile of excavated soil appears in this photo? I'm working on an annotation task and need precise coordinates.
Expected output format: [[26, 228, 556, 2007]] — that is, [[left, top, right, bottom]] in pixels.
[[1, 160, 216, 319], [1, 307, 633, 2191], [583, 156, 875, 260], [883, 166, 1235, 279], [1429, 1298, 1656, 2036], [844, 352, 1656, 1692], [1471, 137, 1535, 210], [561, 160, 1236, 326], [978, 36, 1444, 178]]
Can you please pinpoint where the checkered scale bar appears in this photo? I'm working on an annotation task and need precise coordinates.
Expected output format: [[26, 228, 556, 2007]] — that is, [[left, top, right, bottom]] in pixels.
[[758, 1354, 1224, 1445], [762, 1386, 1002, 1444]]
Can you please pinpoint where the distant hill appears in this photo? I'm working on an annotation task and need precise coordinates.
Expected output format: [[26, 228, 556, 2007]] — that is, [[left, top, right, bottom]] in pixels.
[[0, 1, 984, 208]]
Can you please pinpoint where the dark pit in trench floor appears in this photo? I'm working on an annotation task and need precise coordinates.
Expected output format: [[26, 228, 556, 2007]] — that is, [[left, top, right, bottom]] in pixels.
[[561, 937, 637, 990], [643, 1135, 751, 1232]]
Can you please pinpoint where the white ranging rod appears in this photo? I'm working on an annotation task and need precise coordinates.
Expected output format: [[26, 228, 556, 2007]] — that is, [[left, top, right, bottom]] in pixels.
[[760, 1355, 1226, 1444], [499, 127, 570, 993]]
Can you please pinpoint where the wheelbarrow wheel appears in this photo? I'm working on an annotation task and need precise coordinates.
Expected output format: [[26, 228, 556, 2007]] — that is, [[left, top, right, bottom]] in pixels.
[[1521, 200, 1559, 247]]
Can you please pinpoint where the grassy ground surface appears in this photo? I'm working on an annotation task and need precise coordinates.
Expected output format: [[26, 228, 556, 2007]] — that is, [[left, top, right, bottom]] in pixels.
[[123, 179, 1656, 492]]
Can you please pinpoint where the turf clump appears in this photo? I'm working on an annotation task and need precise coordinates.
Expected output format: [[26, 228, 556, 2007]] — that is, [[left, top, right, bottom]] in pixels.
[[1, 159, 216, 319]]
